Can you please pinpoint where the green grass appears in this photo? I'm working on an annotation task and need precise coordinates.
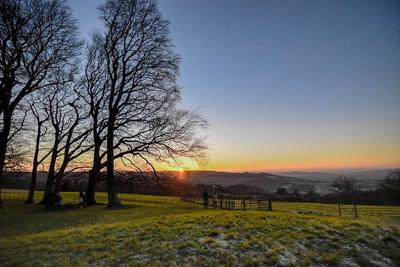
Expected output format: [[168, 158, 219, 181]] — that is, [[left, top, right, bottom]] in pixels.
[[1, 192, 400, 266], [4, 189, 400, 220], [1, 189, 181, 204]]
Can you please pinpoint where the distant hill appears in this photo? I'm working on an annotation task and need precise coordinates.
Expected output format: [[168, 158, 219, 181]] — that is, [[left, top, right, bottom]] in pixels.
[[277, 171, 337, 180], [180, 171, 315, 194], [4, 169, 393, 195], [277, 169, 391, 181], [179, 169, 393, 194]]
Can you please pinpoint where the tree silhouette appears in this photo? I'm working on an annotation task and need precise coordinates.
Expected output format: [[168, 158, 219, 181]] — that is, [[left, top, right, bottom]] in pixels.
[[77, 36, 108, 205], [378, 169, 400, 204], [332, 176, 360, 204], [39, 81, 92, 204], [1, 0, 207, 207], [94, 0, 207, 207], [0, 0, 81, 205], [26, 96, 51, 204]]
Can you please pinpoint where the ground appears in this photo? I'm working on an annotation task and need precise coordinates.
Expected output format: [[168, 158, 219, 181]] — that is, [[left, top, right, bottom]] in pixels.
[[0, 192, 399, 266]]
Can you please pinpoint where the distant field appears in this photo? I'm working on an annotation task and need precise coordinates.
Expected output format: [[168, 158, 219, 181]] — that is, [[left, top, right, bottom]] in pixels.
[[1, 190, 400, 266]]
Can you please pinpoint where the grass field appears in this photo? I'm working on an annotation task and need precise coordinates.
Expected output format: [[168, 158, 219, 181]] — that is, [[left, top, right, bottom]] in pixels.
[[1, 191, 400, 266]]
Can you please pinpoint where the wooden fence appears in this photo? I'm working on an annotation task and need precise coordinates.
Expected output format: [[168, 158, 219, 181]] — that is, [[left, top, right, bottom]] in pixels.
[[2, 190, 400, 218], [181, 195, 400, 218]]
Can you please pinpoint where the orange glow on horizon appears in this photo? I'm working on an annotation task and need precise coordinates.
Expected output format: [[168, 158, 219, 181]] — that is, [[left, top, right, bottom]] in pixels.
[[16, 147, 399, 173]]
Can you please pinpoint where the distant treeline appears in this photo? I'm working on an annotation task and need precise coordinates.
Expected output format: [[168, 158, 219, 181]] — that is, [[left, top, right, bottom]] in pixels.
[[4, 169, 400, 206]]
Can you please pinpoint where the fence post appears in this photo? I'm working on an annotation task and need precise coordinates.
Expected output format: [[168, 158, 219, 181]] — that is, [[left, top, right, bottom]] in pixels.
[[242, 199, 246, 211], [338, 203, 342, 216], [268, 198, 272, 211], [353, 203, 358, 218]]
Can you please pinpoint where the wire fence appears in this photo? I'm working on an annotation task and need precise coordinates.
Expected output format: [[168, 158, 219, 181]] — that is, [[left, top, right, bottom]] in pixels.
[[2, 190, 400, 218], [0, 190, 184, 206], [181, 195, 400, 218]]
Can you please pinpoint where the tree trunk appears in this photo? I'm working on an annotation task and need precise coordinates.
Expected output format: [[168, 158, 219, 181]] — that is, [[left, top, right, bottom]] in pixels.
[[53, 159, 69, 194], [84, 134, 101, 205], [54, 173, 64, 193], [26, 123, 42, 204], [40, 139, 59, 204], [0, 112, 12, 206], [41, 173, 56, 205], [84, 169, 98, 205], [106, 115, 119, 207], [26, 164, 38, 204], [0, 143, 6, 206]]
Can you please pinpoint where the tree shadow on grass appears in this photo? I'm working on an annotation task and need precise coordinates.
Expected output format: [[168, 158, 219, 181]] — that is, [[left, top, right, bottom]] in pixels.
[[0, 201, 200, 238]]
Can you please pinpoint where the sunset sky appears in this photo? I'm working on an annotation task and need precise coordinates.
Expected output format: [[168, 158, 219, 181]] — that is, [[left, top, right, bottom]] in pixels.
[[69, 0, 400, 172]]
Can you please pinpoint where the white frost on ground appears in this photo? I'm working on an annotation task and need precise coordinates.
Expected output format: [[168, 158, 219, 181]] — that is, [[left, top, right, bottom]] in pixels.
[[215, 236, 229, 248], [278, 250, 298, 266], [366, 250, 394, 267], [341, 257, 360, 267]]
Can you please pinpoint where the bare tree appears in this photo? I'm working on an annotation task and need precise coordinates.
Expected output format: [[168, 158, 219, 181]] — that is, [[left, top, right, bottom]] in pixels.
[[25, 96, 51, 204], [378, 169, 400, 205], [4, 134, 26, 171], [40, 84, 92, 204], [0, 0, 81, 204], [93, 0, 207, 207], [77, 36, 108, 205], [3, 105, 28, 172], [332, 176, 360, 204]]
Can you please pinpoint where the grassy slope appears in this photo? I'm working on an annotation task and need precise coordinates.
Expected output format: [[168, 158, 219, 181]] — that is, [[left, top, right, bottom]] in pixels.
[[1, 197, 400, 266]]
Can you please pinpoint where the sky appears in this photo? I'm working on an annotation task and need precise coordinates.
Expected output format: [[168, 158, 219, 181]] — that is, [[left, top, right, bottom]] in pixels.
[[68, 0, 400, 172]]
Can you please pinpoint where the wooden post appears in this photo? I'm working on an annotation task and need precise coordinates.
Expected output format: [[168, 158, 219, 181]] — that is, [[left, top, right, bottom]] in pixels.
[[353, 203, 358, 218], [268, 198, 272, 211], [242, 199, 246, 211], [338, 203, 342, 216]]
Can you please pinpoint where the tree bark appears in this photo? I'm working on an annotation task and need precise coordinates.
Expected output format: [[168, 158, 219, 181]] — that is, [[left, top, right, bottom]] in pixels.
[[40, 138, 59, 204], [0, 112, 12, 206], [41, 172, 56, 205], [84, 121, 102, 205], [106, 115, 119, 207], [26, 123, 42, 204], [0, 141, 6, 206], [84, 169, 97, 205], [84, 145, 101, 205]]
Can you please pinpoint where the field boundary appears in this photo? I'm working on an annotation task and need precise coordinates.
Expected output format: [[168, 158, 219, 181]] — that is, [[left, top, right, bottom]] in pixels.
[[181, 195, 400, 218], [2, 190, 400, 218]]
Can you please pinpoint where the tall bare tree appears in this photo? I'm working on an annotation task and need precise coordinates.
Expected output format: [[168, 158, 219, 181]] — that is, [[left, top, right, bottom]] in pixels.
[[40, 84, 92, 204], [93, 0, 207, 207], [0, 0, 81, 204], [78, 36, 108, 205], [25, 96, 51, 203]]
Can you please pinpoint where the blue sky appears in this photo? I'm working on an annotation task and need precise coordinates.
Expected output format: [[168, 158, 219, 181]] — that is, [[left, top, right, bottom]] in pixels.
[[68, 0, 400, 171]]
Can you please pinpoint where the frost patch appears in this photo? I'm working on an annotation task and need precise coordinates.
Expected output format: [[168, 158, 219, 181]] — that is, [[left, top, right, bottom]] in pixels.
[[278, 250, 297, 266], [365, 250, 394, 267], [341, 257, 360, 267]]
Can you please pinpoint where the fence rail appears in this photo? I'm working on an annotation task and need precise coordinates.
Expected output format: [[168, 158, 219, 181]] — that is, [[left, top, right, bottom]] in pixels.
[[181, 195, 400, 218], [0, 190, 184, 206], [2, 190, 400, 218]]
